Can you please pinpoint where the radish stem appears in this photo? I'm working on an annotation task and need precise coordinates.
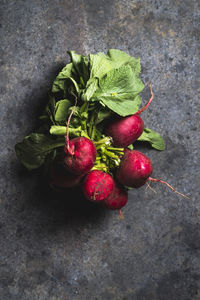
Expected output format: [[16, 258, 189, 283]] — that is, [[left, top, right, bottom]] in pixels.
[[66, 92, 77, 155], [137, 81, 154, 115], [94, 137, 111, 146], [107, 147, 124, 152]]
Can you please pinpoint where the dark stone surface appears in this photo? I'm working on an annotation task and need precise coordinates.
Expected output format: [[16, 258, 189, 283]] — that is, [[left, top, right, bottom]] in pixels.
[[0, 0, 200, 299]]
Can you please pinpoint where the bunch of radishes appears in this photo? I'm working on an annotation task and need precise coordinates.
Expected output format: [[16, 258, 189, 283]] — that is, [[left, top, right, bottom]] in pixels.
[[16, 49, 187, 213], [49, 85, 185, 212]]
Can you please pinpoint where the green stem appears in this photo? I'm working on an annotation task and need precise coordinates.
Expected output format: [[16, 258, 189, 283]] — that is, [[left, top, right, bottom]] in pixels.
[[50, 125, 81, 136], [81, 102, 89, 136], [93, 137, 111, 146], [80, 76, 85, 87], [88, 113, 95, 138], [107, 147, 124, 152], [80, 131, 90, 139], [80, 101, 88, 114], [92, 163, 108, 172], [103, 149, 119, 159], [95, 157, 101, 161], [95, 145, 104, 150], [91, 125, 96, 140], [82, 119, 87, 133]]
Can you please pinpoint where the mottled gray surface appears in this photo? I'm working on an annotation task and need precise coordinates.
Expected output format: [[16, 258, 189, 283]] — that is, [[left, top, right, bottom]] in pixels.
[[0, 0, 200, 299]]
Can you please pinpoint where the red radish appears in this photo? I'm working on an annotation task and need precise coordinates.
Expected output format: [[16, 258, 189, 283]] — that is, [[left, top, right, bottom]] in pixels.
[[49, 161, 83, 189], [117, 150, 189, 198], [106, 114, 144, 147], [104, 182, 128, 210], [63, 93, 96, 175], [117, 150, 153, 188], [63, 137, 97, 175], [105, 83, 154, 147], [83, 170, 114, 202]]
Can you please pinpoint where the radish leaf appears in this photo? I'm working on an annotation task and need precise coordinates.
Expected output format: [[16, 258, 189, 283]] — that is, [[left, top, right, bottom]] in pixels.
[[100, 49, 141, 75], [54, 99, 71, 122], [91, 65, 144, 116], [137, 128, 165, 150], [15, 134, 65, 170], [52, 63, 73, 93], [68, 51, 89, 86], [89, 54, 113, 79]]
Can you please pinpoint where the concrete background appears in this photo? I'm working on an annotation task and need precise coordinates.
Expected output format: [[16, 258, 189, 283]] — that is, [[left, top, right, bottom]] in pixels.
[[0, 0, 199, 299]]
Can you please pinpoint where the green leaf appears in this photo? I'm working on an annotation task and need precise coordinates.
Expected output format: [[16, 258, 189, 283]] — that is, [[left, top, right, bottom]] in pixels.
[[83, 50, 143, 102], [89, 54, 113, 79], [102, 49, 141, 75], [68, 51, 89, 85], [137, 128, 165, 150], [39, 95, 56, 124], [54, 99, 71, 122], [96, 108, 112, 124], [89, 49, 141, 78], [92, 65, 144, 116], [82, 78, 99, 101], [83, 52, 119, 101], [52, 63, 73, 93], [15, 133, 65, 170], [52, 51, 89, 95], [127, 144, 134, 150]]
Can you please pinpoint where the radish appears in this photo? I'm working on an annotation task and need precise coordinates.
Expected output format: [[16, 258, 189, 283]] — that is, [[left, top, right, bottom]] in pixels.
[[117, 150, 188, 198], [104, 182, 128, 210], [49, 161, 83, 189], [63, 93, 97, 175], [105, 83, 154, 147], [63, 137, 97, 175], [83, 170, 114, 202], [117, 150, 153, 188], [106, 114, 144, 147]]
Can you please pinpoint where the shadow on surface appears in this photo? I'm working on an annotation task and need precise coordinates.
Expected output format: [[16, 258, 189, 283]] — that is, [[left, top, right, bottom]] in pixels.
[[37, 174, 106, 222], [15, 163, 107, 229], [13, 60, 107, 232], [133, 140, 153, 151]]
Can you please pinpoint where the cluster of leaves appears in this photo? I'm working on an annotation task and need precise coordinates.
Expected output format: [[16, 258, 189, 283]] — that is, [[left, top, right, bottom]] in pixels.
[[15, 49, 164, 171]]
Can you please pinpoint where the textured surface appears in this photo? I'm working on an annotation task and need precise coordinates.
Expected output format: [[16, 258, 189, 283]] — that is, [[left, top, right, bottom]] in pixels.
[[0, 0, 200, 299]]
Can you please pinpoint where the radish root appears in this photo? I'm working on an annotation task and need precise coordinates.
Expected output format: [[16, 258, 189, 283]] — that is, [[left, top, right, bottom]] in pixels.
[[148, 177, 189, 199], [146, 181, 157, 194], [118, 209, 124, 219]]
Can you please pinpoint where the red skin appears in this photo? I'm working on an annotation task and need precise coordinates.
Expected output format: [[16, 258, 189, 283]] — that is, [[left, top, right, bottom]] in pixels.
[[63, 137, 97, 175], [117, 150, 153, 188], [104, 182, 128, 210], [83, 170, 114, 202], [49, 162, 83, 189], [105, 114, 144, 147]]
